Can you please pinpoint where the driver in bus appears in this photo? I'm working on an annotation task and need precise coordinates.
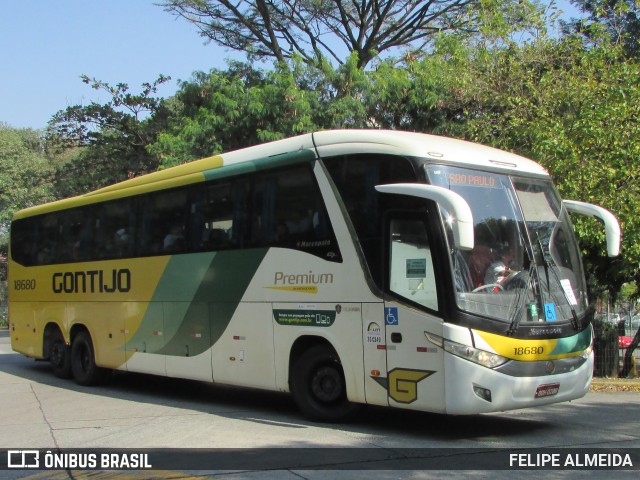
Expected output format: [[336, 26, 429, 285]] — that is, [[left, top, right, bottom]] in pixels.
[[484, 244, 517, 286]]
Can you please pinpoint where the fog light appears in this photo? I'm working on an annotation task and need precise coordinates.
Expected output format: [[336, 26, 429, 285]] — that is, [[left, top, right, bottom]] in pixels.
[[473, 385, 492, 402]]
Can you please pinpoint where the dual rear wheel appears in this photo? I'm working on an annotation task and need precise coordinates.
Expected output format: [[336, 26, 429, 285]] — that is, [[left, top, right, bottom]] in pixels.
[[49, 330, 106, 386]]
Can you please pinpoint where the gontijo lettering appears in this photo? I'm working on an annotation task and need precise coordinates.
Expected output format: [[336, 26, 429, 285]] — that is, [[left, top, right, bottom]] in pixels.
[[52, 269, 131, 294]]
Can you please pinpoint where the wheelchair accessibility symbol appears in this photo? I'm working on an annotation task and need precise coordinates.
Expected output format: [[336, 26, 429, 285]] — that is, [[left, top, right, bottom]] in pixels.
[[385, 307, 399, 325]]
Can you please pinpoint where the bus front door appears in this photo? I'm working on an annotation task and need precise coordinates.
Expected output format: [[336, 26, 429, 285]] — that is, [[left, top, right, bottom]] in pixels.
[[382, 217, 446, 412]]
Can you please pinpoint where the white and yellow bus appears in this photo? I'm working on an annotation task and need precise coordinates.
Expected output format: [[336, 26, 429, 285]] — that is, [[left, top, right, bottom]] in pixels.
[[9, 130, 620, 420]]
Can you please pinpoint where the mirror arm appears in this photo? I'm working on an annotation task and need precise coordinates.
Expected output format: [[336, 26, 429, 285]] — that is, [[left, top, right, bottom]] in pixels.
[[376, 183, 474, 250], [564, 200, 621, 257]]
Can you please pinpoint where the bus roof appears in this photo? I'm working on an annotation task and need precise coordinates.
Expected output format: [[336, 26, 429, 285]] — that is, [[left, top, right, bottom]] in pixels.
[[311, 130, 548, 176], [13, 130, 548, 220]]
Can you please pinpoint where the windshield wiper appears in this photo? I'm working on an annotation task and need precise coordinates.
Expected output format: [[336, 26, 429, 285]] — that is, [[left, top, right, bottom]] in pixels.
[[536, 235, 580, 331], [507, 229, 539, 334], [507, 261, 535, 334]]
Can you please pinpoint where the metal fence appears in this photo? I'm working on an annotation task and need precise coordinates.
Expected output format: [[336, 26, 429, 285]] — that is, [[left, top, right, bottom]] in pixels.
[[593, 312, 639, 378]]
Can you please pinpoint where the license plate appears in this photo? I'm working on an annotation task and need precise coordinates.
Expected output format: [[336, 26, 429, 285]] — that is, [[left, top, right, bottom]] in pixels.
[[535, 383, 560, 398]]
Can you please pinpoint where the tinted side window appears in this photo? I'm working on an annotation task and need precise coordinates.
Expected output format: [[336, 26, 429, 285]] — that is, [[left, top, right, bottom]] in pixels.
[[11, 164, 341, 266], [96, 199, 136, 260], [322, 154, 418, 286], [10, 217, 38, 266], [60, 206, 95, 262], [252, 166, 341, 261], [139, 190, 188, 256], [189, 181, 243, 252]]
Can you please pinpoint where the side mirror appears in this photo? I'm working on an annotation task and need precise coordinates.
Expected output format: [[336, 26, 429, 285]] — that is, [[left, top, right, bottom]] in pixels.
[[375, 183, 474, 250], [564, 200, 621, 257]]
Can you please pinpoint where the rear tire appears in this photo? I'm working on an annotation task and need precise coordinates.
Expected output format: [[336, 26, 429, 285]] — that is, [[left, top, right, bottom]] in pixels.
[[50, 330, 72, 379], [71, 331, 106, 386], [290, 344, 360, 422]]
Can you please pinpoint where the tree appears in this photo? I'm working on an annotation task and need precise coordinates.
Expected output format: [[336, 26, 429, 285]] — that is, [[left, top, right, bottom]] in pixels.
[[47, 75, 172, 197], [160, 0, 544, 70], [0, 124, 55, 281], [147, 58, 375, 168], [387, 34, 640, 299], [565, 0, 640, 57]]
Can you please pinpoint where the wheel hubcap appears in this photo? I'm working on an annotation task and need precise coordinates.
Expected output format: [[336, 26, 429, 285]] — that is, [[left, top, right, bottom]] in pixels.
[[311, 366, 342, 403]]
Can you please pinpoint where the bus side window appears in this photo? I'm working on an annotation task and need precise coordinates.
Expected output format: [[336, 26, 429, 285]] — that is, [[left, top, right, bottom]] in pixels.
[[252, 165, 341, 261], [10, 218, 37, 266], [60, 206, 95, 262], [37, 213, 61, 265], [95, 199, 135, 260], [323, 154, 417, 286], [388, 218, 439, 312], [139, 190, 188, 256], [189, 180, 240, 252]]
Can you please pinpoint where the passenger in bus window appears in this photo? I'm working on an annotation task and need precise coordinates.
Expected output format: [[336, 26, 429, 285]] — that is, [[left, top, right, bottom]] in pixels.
[[164, 223, 184, 252]]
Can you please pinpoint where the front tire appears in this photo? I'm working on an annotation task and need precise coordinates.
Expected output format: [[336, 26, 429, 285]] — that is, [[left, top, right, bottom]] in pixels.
[[71, 331, 106, 386], [290, 344, 360, 422]]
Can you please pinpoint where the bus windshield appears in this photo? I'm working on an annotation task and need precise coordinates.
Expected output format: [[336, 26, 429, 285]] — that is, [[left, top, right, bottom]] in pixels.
[[426, 165, 587, 328]]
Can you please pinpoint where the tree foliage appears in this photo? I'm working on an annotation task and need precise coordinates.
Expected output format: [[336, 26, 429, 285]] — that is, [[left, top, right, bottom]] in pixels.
[[160, 0, 544, 70], [48, 75, 172, 197], [390, 34, 640, 300], [148, 61, 323, 167], [565, 0, 640, 57], [0, 124, 55, 280], [0, 125, 54, 230]]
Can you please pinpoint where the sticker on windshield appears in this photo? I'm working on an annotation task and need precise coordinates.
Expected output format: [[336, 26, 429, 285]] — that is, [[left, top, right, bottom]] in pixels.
[[544, 303, 557, 322], [406, 259, 427, 278], [560, 279, 578, 306]]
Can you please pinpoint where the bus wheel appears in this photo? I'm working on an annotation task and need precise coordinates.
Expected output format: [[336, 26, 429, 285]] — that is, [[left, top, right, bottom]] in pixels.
[[291, 344, 360, 422], [71, 331, 106, 386], [50, 330, 72, 379]]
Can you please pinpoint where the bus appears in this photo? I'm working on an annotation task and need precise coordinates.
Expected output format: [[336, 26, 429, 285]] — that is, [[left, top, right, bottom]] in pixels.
[[9, 130, 620, 421]]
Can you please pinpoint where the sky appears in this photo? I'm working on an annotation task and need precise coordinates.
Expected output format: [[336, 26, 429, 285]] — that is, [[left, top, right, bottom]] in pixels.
[[1, 1, 581, 131], [0, 0, 236, 130]]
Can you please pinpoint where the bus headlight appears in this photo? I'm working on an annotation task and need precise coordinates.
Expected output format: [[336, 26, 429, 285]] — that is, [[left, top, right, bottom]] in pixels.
[[425, 333, 509, 369], [580, 344, 593, 360]]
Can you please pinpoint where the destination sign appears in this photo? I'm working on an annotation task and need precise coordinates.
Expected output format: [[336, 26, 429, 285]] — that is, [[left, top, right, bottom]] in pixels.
[[447, 173, 501, 188]]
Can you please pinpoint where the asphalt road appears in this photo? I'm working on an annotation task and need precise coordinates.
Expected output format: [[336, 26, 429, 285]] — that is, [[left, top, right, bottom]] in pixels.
[[0, 329, 638, 479]]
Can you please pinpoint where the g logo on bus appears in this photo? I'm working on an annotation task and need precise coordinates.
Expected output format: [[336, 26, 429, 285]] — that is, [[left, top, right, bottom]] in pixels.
[[372, 368, 434, 404]]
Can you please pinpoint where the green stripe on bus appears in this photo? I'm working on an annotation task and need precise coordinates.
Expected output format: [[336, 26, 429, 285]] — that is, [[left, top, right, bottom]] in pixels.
[[131, 249, 268, 357], [549, 325, 592, 356], [203, 150, 316, 182]]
